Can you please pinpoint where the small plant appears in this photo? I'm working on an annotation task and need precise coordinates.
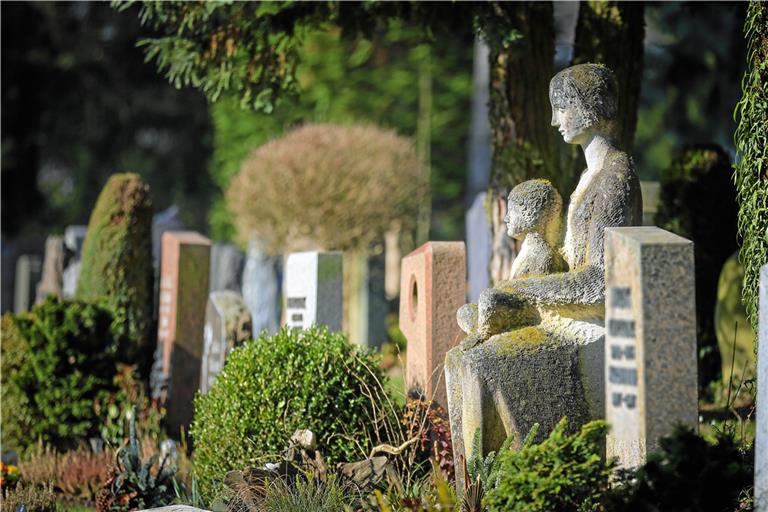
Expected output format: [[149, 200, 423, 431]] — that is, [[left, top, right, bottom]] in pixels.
[[0, 482, 57, 512], [604, 426, 753, 512], [96, 411, 176, 512], [0, 461, 21, 492], [483, 418, 613, 512]]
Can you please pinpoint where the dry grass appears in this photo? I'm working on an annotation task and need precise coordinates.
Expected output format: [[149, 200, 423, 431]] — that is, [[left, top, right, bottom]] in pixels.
[[227, 122, 426, 254]]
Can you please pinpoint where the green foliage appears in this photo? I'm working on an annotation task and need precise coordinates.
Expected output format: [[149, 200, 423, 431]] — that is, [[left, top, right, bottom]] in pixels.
[[97, 412, 177, 511], [0, 313, 33, 454], [733, 0, 768, 334], [191, 326, 389, 498], [483, 419, 613, 512], [604, 426, 753, 512], [230, 474, 356, 512], [76, 172, 154, 370], [656, 144, 738, 386], [3, 297, 128, 451]]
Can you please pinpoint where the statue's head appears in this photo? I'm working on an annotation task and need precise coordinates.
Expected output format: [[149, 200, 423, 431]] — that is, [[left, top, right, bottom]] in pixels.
[[549, 63, 618, 145], [504, 179, 562, 241]]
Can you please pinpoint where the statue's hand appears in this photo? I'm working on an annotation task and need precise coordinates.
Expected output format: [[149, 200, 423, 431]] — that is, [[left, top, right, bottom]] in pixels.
[[457, 303, 478, 334], [477, 287, 536, 339]]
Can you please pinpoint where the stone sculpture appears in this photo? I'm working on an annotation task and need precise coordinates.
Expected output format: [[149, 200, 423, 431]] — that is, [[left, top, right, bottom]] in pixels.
[[445, 64, 643, 473]]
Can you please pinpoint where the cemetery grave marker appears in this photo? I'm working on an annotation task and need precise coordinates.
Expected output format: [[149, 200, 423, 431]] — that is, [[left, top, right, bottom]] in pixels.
[[242, 239, 280, 335], [400, 242, 466, 407], [756, 264, 767, 511], [36, 235, 65, 303], [200, 291, 252, 394], [604, 227, 697, 469], [284, 251, 343, 331], [156, 231, 211, 436], [209, 243, 245, 293], [14, 254, 42, 313]]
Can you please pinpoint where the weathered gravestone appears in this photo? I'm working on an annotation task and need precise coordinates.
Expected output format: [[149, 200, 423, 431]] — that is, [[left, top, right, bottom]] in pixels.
[[156, 231, 211, 437], [399, 242, 466, 407], [36, 235, 65, 303], [756, 264, 768, 511], [284, 251, 342, 331], [346, 252, 388, 349], [61, 225, 87, 298], [604, 227, 698, 469], [14, 255, 42, 313], [242, 240, 280, 335], [209, 243, 245, 293], [200, 291, 252, 394]]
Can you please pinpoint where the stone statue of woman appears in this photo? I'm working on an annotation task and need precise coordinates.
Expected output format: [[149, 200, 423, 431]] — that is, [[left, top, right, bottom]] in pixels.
[[445, 64, 642, 476]]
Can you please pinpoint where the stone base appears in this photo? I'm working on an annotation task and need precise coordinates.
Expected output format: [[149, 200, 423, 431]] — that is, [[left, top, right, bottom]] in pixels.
[[445, 318, 604, 485]]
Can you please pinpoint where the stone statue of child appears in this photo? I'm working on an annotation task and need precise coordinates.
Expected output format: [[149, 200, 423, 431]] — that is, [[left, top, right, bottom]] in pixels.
[[458, 179, 566, 334], [445, 63, 642, 476]]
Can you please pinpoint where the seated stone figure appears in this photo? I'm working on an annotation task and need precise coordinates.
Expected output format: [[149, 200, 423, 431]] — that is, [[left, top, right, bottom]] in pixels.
[[445, 63, 642, 477], [458, 179, 566, 335]]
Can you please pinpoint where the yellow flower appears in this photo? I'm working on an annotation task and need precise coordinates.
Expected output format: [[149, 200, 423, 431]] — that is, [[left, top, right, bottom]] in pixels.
[[7, 465, 19, 476]]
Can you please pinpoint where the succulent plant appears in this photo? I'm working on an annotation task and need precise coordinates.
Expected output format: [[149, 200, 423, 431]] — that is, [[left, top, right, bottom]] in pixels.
[[96, 410, 176, 512]]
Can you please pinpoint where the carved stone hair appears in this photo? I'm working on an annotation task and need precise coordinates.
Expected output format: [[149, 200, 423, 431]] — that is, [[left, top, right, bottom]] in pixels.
[[508, 178, 562, 226], [549, 63, 618, 127]]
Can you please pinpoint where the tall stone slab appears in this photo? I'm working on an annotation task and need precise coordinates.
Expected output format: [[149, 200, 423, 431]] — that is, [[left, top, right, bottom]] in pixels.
[[157, 231, 211, 437], [466, 192, 491, 302], [242, 240, 280, 335], [284, 251, 342, 331], [61, 225, 87, 298], [14, 255, 42, 313], [36, 236, 65, 303], [756, 265, 768, 511], [209, 243, 245, 293], [400, 242, 466, 407], [604, 227, 698, 469], [200, 291, 252, 394]]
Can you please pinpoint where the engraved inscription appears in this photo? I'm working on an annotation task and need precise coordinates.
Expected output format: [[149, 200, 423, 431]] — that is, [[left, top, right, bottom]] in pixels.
[[611, 287, 632, 309], [287, 297, 307, 309], [608, 319, 636, 338], [612, 392, 637, 409], [610, 344, 636, 361], [609, 366, 638, 386], [291, 313, 303, 323]]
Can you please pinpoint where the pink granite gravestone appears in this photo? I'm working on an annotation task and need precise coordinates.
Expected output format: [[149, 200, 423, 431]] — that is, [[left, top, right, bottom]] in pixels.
[[157, 231, 211, 437], [399, 242, 466, 407]]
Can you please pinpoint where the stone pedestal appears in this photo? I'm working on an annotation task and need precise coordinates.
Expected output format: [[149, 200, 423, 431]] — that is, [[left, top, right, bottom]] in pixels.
[[756, 265, 768, 511], [284, 251, 342, 331], [200, 291, 252, 394], [604, 227, 697, 469], [399, 242, 466, 407], [157, 231, 211, 437]]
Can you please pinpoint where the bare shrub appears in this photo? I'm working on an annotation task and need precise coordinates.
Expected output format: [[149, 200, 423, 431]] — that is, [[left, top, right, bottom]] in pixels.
[[226, 123, 426, 254]]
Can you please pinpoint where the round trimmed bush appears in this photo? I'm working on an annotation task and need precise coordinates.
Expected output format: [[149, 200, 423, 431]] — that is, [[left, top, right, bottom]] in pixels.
[[191, 326, 389, 496]]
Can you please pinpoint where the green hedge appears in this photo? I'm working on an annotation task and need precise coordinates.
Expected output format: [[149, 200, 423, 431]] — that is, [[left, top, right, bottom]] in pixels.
[[76, 172, 153, 371], [191, 326, 388, 498], [1, 297, 128, 451]]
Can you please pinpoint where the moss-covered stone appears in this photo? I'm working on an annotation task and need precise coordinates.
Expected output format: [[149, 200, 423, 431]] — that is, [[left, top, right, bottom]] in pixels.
[[76, 173, 153, 369]]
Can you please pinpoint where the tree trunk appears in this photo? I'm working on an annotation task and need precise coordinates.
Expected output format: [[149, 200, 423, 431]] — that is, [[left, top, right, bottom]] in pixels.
[[484, 1, 558, 284], [572, 1, 645, 153]]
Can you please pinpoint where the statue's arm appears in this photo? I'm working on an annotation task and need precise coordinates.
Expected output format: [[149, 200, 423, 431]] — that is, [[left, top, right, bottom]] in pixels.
[[496, 169, 640, 307]]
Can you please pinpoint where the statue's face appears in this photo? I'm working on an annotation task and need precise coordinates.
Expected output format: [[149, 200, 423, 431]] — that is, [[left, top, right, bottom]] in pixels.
[[504, 200, 534, 240], [550, 105, 591, 145]]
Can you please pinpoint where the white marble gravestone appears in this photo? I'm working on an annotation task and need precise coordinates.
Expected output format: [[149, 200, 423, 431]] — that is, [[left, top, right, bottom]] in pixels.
[[756, 264, 768, 511], [604, 227, 698, 469], [284, 251, 342, 331]]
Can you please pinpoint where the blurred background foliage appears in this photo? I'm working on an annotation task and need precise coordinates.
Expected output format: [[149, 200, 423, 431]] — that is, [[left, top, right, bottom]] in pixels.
[[1, 2, 747, 242]]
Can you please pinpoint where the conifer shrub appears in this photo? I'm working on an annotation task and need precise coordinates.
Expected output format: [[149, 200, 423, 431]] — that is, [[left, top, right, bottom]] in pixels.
[[191, 326, 389, 498], [483, 419, 612, 512], [76, 172, 154, 368], [2, 297, 128, 451]]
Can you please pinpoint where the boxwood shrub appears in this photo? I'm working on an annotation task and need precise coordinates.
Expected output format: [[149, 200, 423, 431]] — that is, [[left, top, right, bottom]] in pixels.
[[191, 326, 389, 497]]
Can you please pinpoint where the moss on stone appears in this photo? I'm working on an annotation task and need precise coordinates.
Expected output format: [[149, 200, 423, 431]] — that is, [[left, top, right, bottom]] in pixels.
[[76, 173, 153, 370]]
